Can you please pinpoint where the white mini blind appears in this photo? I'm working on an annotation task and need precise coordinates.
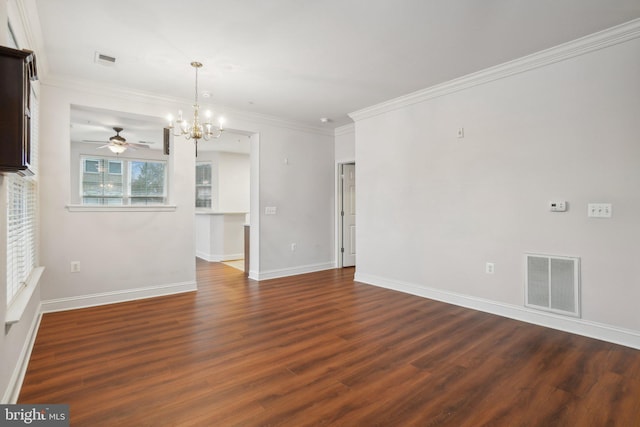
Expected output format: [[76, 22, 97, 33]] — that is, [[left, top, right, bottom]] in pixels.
[[6, 87, 39, 306], [6, 177, 36, 304]]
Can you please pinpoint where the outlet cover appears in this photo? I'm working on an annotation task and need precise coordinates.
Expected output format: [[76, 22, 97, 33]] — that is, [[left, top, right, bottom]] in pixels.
[[485, 262, 495, 274]]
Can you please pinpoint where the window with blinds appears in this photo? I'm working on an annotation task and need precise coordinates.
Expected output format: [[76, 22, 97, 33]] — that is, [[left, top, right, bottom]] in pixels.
[[196, 162, 213, 208], [6, 86, 38, 306]]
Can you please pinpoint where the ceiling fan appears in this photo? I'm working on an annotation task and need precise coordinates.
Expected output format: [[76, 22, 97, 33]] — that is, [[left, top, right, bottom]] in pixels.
[[84, 127, 152, 154]]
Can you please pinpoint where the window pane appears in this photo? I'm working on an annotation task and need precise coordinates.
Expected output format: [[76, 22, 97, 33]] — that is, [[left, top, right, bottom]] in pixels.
[[130, 161, 166, 204], [196, 162, 212, 208], [82, 158, 124, 205], [196, 163, 211, 185], [84, 159, 99, 173], [108, 161, 122, 175]]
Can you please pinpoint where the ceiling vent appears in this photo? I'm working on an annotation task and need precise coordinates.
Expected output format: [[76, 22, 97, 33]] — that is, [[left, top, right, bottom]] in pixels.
[[94, 52, 116, 66]]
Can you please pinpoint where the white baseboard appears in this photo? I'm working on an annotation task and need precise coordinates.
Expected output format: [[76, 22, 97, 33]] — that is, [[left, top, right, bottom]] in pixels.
[[355, 272, 640, 350], [196, 251, 244, 262], [41, 281, 197, 313], [253, 262, 336, 281], [2, 306, 42, 404]]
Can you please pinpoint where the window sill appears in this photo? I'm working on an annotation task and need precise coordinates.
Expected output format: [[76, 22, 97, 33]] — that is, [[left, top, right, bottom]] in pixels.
[[66, 205, 177, 212], [6, 266, 45, 325]]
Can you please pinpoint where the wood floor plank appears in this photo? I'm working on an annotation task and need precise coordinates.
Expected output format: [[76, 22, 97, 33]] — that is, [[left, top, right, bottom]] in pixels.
[[18, 260, 640, 426]]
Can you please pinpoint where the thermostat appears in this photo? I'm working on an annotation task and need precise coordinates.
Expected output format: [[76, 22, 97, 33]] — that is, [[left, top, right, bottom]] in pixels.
[[549, 201, 567, 212]]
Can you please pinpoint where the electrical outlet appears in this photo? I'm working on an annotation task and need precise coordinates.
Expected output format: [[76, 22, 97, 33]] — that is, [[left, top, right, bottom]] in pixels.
[[71, 261, 81, 273], [485, 262, 495, 274], [291, 243, 296, 251]]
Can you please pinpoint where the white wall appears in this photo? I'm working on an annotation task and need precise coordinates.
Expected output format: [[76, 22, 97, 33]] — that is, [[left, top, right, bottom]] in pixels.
[[218, 152, 250, 213], [352, 30, 640, 347], [38, 84, 197, 307], [335, 124, 355, 163], [227, 119, 335, 279], [196, 150, 250, 213], [36, 79, 335, 303]]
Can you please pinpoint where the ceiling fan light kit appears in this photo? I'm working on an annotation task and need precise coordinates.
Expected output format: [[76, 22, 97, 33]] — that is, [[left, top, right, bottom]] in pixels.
[[167, 61, 225, 152], [107, 144, 127, 154]]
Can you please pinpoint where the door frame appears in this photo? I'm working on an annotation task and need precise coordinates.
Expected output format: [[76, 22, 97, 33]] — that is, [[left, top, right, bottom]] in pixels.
[[336, 161, 355, 268]]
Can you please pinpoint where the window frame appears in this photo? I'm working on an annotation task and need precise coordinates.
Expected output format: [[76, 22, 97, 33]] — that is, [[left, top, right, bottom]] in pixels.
[[79, 155, 168, 206], [195, 161, 213, 209]]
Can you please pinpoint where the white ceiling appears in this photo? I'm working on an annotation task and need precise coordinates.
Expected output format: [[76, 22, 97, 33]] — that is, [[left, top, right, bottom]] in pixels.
[[33, 0, 640, 128]]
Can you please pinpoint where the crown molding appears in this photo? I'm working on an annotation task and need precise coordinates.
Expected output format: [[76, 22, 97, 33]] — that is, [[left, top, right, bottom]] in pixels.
[[9, 0, 48, 74], [334, 123, 355, 136], [41, 74, 334, 137], [350, 18, 640, 122]]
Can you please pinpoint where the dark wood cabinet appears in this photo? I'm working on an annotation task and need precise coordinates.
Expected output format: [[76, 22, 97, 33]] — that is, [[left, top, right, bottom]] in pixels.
[[0, 46, 38, 174]]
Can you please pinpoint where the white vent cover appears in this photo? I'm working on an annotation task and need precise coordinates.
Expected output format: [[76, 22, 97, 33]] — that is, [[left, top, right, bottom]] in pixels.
[[525, 253, 580, 317]]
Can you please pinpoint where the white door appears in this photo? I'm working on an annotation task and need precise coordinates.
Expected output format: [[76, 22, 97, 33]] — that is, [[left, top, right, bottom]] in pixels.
[[341, 163, 356, 267]]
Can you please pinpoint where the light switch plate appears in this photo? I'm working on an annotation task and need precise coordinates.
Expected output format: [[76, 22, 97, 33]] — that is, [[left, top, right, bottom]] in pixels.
[[587, 203, 612, 218]]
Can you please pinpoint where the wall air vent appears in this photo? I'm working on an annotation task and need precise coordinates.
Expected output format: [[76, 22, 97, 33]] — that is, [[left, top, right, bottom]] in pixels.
[[525, 253, 580, 317], [94, 52, 116, 66]]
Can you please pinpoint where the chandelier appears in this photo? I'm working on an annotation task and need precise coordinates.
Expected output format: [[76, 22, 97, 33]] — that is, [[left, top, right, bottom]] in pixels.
[[168, 61, 224, 152]]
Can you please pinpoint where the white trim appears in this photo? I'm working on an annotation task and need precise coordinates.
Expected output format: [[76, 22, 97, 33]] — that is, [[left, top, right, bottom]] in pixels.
[[252, 262, 336, 281], [40, 281, 197, 313], [2, 306, 42, 404], [8, 0, 48, 74], [65, 204, 177, 212], [334, 123, 355, 136], [355, 272, 640, 350], [195, 252, 244, 263], [349, 18, 640, 122], [5, 267, 44, 325], [40, 77, 334, 137]]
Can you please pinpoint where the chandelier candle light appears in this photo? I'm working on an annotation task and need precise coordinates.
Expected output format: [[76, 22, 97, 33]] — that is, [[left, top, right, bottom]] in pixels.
[[168, 61, 224, 154]]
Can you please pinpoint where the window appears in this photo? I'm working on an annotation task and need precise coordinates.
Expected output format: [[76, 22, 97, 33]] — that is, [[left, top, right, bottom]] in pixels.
[[108, 161, 122, 175], [196, 162, 213, 208], [6, 84, 38, 306], [81, 156, 167, 206], [81, 158, 124, 205], [6, 177, 37, 306], [130, 160, 166, 205]]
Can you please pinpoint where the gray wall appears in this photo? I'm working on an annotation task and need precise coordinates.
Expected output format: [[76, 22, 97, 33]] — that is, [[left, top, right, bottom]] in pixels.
[[352, 31, 640, 345]]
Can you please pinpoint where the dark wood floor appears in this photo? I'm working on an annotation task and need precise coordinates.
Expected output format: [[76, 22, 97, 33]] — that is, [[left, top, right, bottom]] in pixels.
[[19, 260, 640, 426]]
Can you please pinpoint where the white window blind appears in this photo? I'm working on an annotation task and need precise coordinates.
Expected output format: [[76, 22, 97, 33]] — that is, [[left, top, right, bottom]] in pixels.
[[6, 87, 39, 306], [6, 177, 36, 304], [196, 162, 213, 208]]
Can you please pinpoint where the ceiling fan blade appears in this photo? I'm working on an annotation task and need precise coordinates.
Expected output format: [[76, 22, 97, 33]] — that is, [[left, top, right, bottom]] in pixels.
[[83, 139, 109, 144], [127, 142, 150, 149]]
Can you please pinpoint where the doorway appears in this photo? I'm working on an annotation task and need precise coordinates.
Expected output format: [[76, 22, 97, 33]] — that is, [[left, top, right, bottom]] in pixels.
[[339, 163, 356, 267]]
